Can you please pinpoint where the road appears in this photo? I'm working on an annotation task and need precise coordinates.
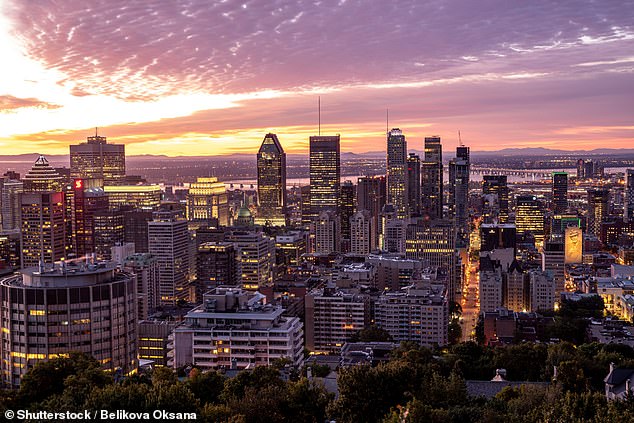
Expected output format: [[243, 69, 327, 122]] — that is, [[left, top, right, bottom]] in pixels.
[[459, 258, 480, 342]]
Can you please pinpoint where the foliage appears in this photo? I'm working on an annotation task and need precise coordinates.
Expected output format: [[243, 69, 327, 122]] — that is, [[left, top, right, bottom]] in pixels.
[[349, 324, 394, 342]]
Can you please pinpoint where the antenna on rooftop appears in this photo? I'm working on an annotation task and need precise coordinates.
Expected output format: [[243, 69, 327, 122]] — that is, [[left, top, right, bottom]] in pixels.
[[318, 96, 321, 136], [95, 127, 98, 137], [458, 130, 463, 147], [386, 108, 389, 136]]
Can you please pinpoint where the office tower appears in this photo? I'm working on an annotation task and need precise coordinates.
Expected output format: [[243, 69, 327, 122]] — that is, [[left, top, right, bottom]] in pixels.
[[104, 185, 162, 211], [305, 286, 370, 352], [504, 260, 526, 312], [20, 157, 67, 268], [350, 211, 374, 255], [196, 242, 237, 287], [406, 218, 458, 300], [186, 177, 229, 227], [256, 133, 287, 226], [340, 180, 355, 251], [386, 129, 408, 218], [626, 169, 634, 222], [382, 212, 407, 254], [70, 133, 125, 185], [224, 230, 275, 290], [448, 146, 470, 231], [72, 179, 109, 257], [123, 209, 153, 253], [170, 287, 304, 370], [483, 175, 509, 223], [587, 188, 609, 238], [357, 176, 386, 248], [407, 153, 421, 215], [148, 212, 190, 304], [314, 210, 341, 254], [93, 210, 125, 261], [529, 270, 555, 312], [275, 233, 306, 267], [0, 176, 23, 231], [0, 231, 20, 271], [515, 195, 545, 246], [576, 159, 586, 179], [552, 172, 568, 213], [376, 282, 448, 346], [124, 253, 160, 320], [138, 321, 176, 367], [0, 261, 137, 387], [367, 256, 422, 291], [421, 136, 443, 219], [300, 185, 312, 226], [479, 255, 503, 313], [309, 135, 340, 218], [542, 238, 565, 297]]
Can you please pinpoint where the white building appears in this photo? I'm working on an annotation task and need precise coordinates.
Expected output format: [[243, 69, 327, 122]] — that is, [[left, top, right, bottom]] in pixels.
[[529, 270, 556, 312], [375, 282, 448, 347], [169, 287, 303, 370], [479, 256, 503, 313], [314, 210, 341, 254], [350, 211, 374, 255]]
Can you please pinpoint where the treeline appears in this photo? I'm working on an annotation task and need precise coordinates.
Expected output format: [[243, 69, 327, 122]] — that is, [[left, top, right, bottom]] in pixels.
[[2, 341, 634, 422]]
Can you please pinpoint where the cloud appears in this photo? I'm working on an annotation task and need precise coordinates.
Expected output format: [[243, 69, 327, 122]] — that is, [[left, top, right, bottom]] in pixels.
[[0, 95, 61, 112]]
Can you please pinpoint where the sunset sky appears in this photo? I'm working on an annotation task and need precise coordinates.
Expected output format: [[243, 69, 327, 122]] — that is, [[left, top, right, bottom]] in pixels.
[[0, 0, 633, 156]]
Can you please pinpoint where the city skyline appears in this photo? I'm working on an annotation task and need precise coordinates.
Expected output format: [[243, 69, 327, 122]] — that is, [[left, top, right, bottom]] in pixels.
[[0, 0, 633, 156]]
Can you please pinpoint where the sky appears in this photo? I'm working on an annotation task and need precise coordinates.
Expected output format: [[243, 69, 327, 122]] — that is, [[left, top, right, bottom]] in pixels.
[[0, 0, 633, 157]]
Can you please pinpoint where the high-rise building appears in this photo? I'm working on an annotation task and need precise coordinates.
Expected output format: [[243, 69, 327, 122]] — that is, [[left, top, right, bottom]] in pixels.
[[448, 146, 470, 231], [255, 133, 287, 226], [70, 133, 126, 186], [300, 185, 312, 226], [483, 175, 509, 223], [479, 255, 503, 313], [350, 211, 374, 255], [480, 223, 516, 252], [504, 260, 527, 312], [552, 172, 568, 213], [170, 288, 304, 370], [275, 233, 306, 267], [587, 188, 610, 238], [309, 135, 340, 218], [340, 180, 355, 251], [72, 179, 109, 258], [224, 230, 275, 290], [515, 195, 545, 247], [196, 242, 237, 288], [542, 238, 565, 297], [529, 270, 555, 312], [93, 209, 125, 261], [407, 153, 421, 215], [148, 212, 190, 304], [314, 210, 341, 254], [625, 169, 634, 222], [422, 136, 443, 219], [124, 253, 160, 320], [123, 209, 153, 253], [376, 282, 448, 347], [0, 261, 137, 387], [305, 286, 370, 352], [357, 176, 386, 248], [0, 231, 20, 272], [186, 177, 229, 227], [0, 176, 23, 231], [104, 185, 162, 211], [20, 157, 67, 268], [386, 129, 408, 218]]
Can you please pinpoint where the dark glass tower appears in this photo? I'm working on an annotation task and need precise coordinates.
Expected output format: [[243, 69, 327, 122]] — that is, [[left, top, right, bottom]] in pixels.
[[407, 153, 421, 215], [552, 172, 568, 214], [309, 135, 340, 219], [256, 133, 287, 226], [587, 188, 609, 238], [483, 175, 509, 223], [422, 136, 443, 219], [387, 129, 408, 218], [449, 146, 470, 231]]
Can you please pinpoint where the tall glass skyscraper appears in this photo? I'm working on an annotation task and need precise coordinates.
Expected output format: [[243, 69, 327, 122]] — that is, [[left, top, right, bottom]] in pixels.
[[449, 146, 470, 231], [422, 136, 443, 219], [70, 133, 125, 186], [309, 135, 340, 219], [552, 172, 568, 214], [256, 133, 287, 226], [387, 128, 408, 218]]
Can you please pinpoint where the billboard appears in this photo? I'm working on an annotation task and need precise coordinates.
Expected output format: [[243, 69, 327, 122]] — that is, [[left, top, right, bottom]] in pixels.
[[565, 227, 583, 264]]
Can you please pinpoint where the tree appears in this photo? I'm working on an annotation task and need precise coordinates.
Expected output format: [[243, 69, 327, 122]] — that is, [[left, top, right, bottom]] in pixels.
[[349, 325, 393, 342], [448, 318, 463, 345], [187, 370, 226, 405]]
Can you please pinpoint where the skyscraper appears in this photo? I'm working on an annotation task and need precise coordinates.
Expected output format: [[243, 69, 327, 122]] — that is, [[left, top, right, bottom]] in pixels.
[[224, 230, 275, 291], [314, 210, 341, 254], [587, 188, 609, 238], [422, 136, 443, 219], [186, 177, 229, 227], [407, 153, 421, 215], [70, 132, 126, 186], [552, 172, 568, 213], [256, 133, 287, 226], [72, 179, 109, 258], [483, 175, 509, 223], [357, 176, 386, 248], [449, 146, 470, 231], [309, 135, 340, 218], [515, 195, 545, 247], [0, 176, 22, 231], [387, 129, 408, 218], [148, 211, 190, 304], [625, 169, 634, 222], [340, 180, 355, 252], [20, 156, 67, 268]]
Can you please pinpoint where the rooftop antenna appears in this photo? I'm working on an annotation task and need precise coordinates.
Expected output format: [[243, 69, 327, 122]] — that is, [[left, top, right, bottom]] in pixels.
[[386, 108, 389, 136], [458, 130, 463, 147], [95, 127, 98, 137], [318, 96, 321, 136]]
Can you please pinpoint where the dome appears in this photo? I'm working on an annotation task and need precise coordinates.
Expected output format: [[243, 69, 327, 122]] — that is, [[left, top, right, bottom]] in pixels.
[[237, 206, 252, 218]]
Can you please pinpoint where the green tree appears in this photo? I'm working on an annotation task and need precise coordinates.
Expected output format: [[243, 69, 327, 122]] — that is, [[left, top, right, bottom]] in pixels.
[[349, 325, 394, 342], [187, 370, 226, 405]]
